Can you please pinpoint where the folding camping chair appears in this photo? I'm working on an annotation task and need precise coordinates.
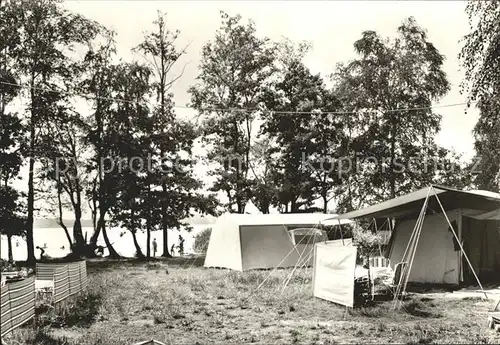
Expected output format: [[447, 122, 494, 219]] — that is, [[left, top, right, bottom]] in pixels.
[[367, 256, 392, 299], [488, 299, 500, 332], [389, 261, 408, 299], [369, 256, 391, 268]]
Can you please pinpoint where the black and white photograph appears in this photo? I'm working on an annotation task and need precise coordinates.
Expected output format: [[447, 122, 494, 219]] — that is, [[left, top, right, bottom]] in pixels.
[[1, 0, 500, 344]]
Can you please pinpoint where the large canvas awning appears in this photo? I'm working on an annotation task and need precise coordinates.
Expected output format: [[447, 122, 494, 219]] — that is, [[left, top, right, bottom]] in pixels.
[[323, 185, 500, 221]]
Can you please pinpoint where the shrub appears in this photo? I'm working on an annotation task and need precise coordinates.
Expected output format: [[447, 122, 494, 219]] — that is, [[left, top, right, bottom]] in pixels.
[[193, 227, 211, 254], [352, 224, 384, 259]]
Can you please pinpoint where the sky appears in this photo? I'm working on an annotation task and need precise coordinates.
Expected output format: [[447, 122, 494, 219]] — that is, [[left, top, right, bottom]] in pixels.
[[10, 1, 482, 218], [62, 0, 479, 157]]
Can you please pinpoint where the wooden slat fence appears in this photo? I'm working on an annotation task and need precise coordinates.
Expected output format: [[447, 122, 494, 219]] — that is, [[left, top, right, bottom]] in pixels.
[[0, 276, 36, 337], [1, 261, 88, 339], [53, 265, 70, 304], [36, 261, 88, 301]]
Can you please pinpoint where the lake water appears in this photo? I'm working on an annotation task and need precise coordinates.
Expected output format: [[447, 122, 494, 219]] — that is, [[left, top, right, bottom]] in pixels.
[[0, 225, 210, 261]]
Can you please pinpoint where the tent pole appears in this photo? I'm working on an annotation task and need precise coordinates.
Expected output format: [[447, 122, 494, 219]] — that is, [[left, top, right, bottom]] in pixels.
[[281, 226, 318, 294], [430, 186, 488, 300], [246, 224, 311, 300], [393, 205, 426, 310], [386, 218, 395, 258], [373, 218, 383, 257], [393, 200, 424, 305], [457, 209, 463, 284], [400, 193, 430, 302], [393, 188, 431, 309], [398, 202, 424, 279]]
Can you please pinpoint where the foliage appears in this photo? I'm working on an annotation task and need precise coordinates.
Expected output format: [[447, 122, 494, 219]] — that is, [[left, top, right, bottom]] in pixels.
[[352, 225, 384, 260], [189, 11, 276, 213], [0, 102, 26, 254], [3, 0, 102, 262], [332, 17, 452, 211], [248, 136, 278, 214], [78, 30, 122, 258], [1, 3, 493, 265], [193, 227, 211, 254], [0, 6, 26, 262], [460, 1, 500, 192], [261, 55, 342, 212]]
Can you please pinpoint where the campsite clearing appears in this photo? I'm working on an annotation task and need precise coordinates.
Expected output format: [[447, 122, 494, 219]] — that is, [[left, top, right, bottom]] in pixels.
[[5, 258, 500, 345]]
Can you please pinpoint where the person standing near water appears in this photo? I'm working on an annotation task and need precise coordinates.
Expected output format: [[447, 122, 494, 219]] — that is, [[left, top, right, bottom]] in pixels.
[[170, 243, 175, 256], [152, 238, 158, 257], [177, 235, 185, 256]]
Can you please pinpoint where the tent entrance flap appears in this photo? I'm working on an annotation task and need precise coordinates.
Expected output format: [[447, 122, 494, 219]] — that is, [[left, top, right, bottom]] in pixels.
[[461, 217, 500, 284]]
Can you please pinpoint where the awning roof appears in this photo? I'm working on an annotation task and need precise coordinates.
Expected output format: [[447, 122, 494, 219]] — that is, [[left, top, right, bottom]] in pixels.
[[323, 185, 500, 221]]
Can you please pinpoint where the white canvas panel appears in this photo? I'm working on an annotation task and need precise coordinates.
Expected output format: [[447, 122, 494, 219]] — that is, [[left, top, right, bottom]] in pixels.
[[313, 242, 357, 307], [204, 214, 243, 271], [239, 225, 300, 270], [389, 210, 459, 284]]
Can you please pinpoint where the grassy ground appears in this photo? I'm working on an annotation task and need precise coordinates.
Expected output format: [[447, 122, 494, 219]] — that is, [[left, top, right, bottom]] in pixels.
[[4, 257, 500, 344]]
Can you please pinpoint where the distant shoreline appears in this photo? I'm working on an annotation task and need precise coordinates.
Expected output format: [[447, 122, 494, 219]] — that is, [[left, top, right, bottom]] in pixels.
[[33, 216, 216, 229]]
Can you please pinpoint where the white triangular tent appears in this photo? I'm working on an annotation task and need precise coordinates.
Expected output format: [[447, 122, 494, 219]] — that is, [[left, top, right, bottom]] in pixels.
[[323, 185, 500, 288], [204, 213, 333, 271]]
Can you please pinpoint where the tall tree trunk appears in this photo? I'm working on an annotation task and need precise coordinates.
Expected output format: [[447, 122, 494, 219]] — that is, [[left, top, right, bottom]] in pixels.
[[95, 211, 120, 258], [88, 179, 99, 245], [131, 230, 144, 258], [262, 200, 270, 214], [72, 217, 83, 254], [73, 198, 85, 253], [146, 184, 151, 258], [158, 36, 172, 258], [226, 189, 233, 212], [161, 215, 171, 257], [100, 220, 119, 258], [72, 165, 85, 250], [347, 176, 354, 211], [26, 75, 36, 264], [7, 234, 13, 263], [159, 153, 171, 257], [26, 139, 35, 263], [146, 217, 151, 259], [56, 179, 73, 248], [90, 86, 104, 248], [89, 224, 101, 247], [130, 208, 144, 258], [322, 194, 328, 213]]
